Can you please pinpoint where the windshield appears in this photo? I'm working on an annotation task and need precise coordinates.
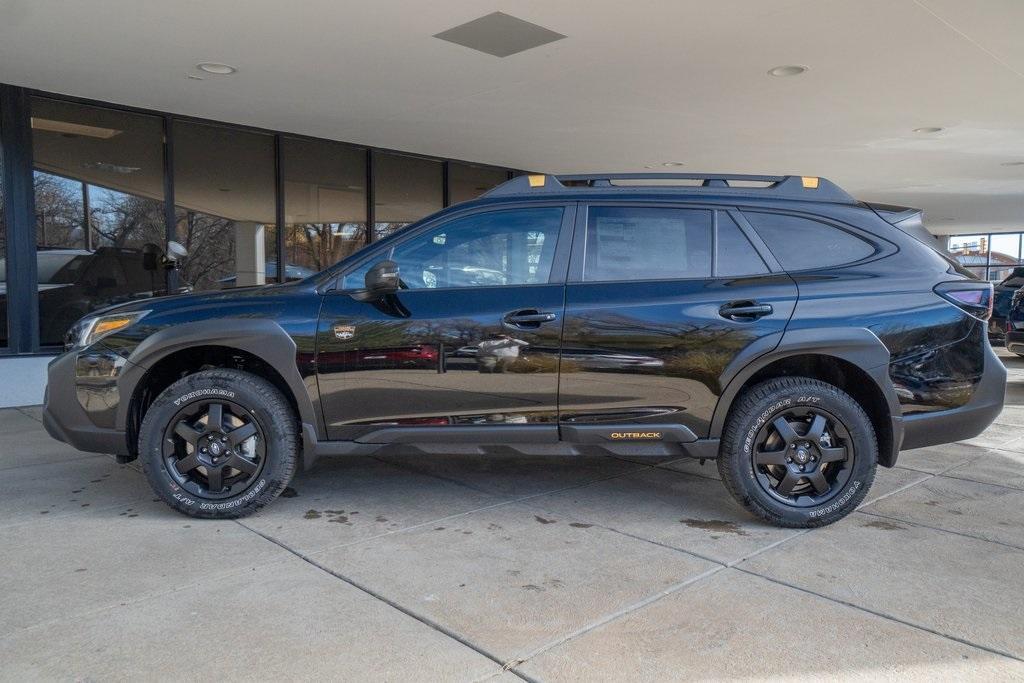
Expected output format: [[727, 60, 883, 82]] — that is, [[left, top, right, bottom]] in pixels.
[[311, 215, 432, 285], [36, 251, 91, 284]]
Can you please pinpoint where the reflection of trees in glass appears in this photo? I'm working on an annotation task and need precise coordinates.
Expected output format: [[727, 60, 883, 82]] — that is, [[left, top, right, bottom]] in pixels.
[[92, 191, 164, 248], [34, 173, 84, 248], [176, 210, 236, 291], [374, 222, 410, 241], [286, 222, 366, 271], [34, 172, 165, 252]]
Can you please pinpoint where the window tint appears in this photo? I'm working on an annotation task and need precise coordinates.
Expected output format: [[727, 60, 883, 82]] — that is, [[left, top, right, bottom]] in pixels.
[[744, 212, 875, 270], [716, 212, 769, 276], [583, 207, 711, 281], [343, 207, 562, 290]]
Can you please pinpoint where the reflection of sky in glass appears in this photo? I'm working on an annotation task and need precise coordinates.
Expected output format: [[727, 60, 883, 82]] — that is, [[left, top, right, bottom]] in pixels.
[[946, 231, 1024, 282], [947, 234, 986, 253]]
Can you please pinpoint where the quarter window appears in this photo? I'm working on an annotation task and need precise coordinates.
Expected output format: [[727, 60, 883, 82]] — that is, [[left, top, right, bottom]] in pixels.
[[343, 207, 562, 290], [583, 207, 712, 281], [716, 212, 769, 276], [744, 211, 875, 270]]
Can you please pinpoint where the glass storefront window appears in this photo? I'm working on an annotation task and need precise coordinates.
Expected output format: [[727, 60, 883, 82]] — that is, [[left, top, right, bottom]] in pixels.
[[173, 121, 275, 290], [282, 137, 366, 275], [988, 233, 1022, 282], [3, 88, 518, 353], [373, 152, 442, 240], [30, 98, 166, 346], [947, 232, 1024, 281], [448, 162, 508, 205]]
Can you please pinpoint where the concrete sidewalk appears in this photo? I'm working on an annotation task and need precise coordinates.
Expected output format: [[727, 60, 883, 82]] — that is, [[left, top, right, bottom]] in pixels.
[[2, 354, 1023, 680]]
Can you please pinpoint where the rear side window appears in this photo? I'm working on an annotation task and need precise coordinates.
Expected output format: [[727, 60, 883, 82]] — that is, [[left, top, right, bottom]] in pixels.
[[716, 212, 769, 276], [583, 207, 711, 281], [744, 212, 875, 270]]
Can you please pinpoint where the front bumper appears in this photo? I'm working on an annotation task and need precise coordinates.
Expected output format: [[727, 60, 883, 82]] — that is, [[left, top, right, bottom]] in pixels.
[[900, 340, 1007, 451], [42, 350, 131, 455]]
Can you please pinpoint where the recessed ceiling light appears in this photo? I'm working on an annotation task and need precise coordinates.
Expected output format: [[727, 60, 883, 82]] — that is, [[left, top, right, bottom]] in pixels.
[[768, 65, 808, 77], [31, 117, 122, 139], [82, 161, 141, 174], [662, 161, 685, 167], [1000, 161, 1024, 166], [913, 126, 943, 134], [196, 62, 237, 75]]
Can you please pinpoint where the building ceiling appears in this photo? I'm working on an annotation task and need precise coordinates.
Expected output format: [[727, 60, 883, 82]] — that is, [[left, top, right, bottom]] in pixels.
[[2, 0, 1023, 235]]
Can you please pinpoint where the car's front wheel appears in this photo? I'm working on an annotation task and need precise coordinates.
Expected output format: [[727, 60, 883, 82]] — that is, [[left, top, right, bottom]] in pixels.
[[139, 368, 298, 519], [718, 377, 877, 528]]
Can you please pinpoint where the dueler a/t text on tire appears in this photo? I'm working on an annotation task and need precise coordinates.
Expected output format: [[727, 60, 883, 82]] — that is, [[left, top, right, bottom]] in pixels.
[[139, 368, 298, 519], [718, 376, 877, 528]]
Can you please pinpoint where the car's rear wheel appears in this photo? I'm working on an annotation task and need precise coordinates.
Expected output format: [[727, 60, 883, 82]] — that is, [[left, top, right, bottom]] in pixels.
[[139, 368, 298, 519], [718, 376, 876, 528]]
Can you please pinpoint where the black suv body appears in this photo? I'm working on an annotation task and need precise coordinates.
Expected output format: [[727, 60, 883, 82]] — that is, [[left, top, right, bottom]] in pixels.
[[43, 174, 1006, 527]]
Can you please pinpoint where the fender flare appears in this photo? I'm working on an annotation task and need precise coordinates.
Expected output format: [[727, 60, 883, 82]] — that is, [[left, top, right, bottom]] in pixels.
[[709, 327, 902, 458], [115, 318, 322, 440]]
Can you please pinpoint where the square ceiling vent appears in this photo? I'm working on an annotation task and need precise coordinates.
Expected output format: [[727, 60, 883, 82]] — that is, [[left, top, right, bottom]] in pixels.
[[433, 12, 566, 57]]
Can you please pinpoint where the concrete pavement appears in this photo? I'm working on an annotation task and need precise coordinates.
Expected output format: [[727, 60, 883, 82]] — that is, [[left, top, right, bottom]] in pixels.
[[1, 352, 1023, 680]]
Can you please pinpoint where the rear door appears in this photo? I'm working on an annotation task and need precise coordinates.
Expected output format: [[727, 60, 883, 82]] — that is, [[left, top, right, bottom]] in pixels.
[[558, 204, 798, 440], [316, 203, 574, 441]]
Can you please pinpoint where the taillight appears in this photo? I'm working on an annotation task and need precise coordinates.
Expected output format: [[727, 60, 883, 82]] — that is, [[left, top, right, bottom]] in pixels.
[[934, 281, 994, 321]]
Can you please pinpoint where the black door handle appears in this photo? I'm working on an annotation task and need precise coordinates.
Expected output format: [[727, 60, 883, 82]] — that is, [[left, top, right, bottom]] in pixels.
[[503, 309, 557, 329], [719, 301, 773, 320]]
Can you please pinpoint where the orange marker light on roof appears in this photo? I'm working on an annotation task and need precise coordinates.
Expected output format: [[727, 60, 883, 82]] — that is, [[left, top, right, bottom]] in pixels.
[[801, 176, 820, 189], [528, 174, 546, 187]]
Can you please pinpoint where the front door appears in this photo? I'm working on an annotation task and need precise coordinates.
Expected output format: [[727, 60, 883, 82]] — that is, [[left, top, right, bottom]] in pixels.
[[558, 204, 798, 439], [317, 204, 573, 441]]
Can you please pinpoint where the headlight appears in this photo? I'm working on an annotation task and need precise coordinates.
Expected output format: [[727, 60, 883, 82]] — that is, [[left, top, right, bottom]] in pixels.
[[66, 310, 150, 350]]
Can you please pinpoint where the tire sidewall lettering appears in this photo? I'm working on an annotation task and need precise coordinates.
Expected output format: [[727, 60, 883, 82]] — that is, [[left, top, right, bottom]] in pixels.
[[739, 390, 866, 517]]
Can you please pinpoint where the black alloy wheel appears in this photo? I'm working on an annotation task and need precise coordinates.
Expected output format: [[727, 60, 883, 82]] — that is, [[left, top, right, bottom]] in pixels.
[[163, 399, 266, 499], [718, 376, 877, 528], [751, 406, 853, 507]]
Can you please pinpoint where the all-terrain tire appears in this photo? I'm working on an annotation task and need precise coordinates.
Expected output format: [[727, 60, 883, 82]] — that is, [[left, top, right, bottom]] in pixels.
[[139, 368, 298, 519], [717, 376, 877, 528]]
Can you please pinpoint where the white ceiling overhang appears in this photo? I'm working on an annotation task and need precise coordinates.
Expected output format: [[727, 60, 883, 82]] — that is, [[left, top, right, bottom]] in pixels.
[[2, 0, 1023, 235]]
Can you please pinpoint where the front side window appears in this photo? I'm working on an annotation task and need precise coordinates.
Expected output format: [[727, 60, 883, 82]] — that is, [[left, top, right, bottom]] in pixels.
[[343, 207, 562, 290], [744, 211, 875, 271], [583, 207, 712, 282]]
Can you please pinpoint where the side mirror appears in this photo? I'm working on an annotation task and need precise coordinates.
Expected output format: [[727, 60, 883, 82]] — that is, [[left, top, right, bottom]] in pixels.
[[165, 241, 188, 263], [160, 241, 189, 271], [352, 260, 400, 301]]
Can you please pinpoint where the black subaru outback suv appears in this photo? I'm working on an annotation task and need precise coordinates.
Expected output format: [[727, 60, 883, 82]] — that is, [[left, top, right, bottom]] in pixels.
[[43, 173, 1006, 527]]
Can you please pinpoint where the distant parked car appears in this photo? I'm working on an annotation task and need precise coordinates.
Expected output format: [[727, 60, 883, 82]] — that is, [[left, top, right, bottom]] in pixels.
[[1005, 288, 1024, 357], [0, 245, 185, 345], [989, 267, 1024, 345]]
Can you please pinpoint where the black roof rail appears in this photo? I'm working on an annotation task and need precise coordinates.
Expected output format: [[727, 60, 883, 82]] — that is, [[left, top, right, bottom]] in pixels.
[[482, 173, 857, 204]]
